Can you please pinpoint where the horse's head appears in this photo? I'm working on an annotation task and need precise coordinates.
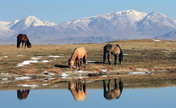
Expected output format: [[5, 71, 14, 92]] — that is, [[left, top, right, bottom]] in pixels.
[[27, 42, 31, 48], [68, 59, 74, 69]]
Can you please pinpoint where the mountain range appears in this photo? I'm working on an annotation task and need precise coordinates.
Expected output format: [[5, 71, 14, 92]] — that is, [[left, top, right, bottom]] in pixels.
[[0, 9, 176, 44]]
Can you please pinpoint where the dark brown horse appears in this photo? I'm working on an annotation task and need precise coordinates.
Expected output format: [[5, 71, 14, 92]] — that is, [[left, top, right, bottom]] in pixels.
[[68, 79, 87, 101], [103, 44, 123, 65], [17, 90, 30, 100], [103, 79, 123, 100], [17, 34, 31, 48]]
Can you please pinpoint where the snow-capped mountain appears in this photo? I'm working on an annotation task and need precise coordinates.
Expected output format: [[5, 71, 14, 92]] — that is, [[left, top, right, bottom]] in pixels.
[[10, 16, 56, 32], [0, 10, 176, 44]]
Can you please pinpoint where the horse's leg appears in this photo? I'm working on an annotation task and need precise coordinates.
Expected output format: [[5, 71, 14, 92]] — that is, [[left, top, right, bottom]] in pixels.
[[108, 53, 111, 65], [25, 42, 27, 49], [79, 58, 82, 70], [21, 42, 23, 48], [79, 79, 83, 90], [103, 51, 106, 64], [114, 79, 117, 89], [114, 54, 117, 65], [76, 59, 78, 69], [83, 79, 87, 94], [103, 80, 106, 97], [108, 79, 111, 92], [83, 54, 87, 69], [76, 80, 79, 91]]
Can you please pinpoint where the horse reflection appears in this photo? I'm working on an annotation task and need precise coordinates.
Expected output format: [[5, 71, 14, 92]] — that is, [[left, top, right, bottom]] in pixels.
[[68, 79, 87, 101], [103, 79, 123, 100], [17, 90, 30, 100]]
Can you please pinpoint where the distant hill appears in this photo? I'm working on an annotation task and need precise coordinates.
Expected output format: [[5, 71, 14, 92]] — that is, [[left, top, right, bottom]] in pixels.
[[155, 30, 176, 40], [0, 9, 176, 44]]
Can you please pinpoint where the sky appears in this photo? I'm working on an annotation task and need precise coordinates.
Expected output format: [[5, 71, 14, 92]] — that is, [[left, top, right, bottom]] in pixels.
[[0, 0, 176, 24]]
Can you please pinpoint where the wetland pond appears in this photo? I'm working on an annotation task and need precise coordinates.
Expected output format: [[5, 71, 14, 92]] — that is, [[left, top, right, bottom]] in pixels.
[[0, 76, 176, 108]]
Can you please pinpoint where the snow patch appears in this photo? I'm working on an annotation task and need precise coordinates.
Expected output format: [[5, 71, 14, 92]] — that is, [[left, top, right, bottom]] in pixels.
[[87, 61, 96, 63], [2, 78, 8, 81], [129, 72, 150, 75], [18, 84, 38, 88], [17, 60, 39, 67], [102, 69, 107, 72], [15, 76, 31, 80], [61, 73, 69, 78], [48, 55, 63, 58], [41, 60, 49, 63], [153, 39, 161, 42]]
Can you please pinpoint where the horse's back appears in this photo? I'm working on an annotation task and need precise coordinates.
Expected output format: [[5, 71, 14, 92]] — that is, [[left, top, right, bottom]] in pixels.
[[76, 47, 87, 58], [104, 44, 120, 54], [17, 34, 28, 41]]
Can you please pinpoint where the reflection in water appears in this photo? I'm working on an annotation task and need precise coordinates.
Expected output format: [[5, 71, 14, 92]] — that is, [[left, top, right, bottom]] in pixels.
[[68, 79, 87, 101], [103, 79, 123, 100], [17, 90, 30, 100]]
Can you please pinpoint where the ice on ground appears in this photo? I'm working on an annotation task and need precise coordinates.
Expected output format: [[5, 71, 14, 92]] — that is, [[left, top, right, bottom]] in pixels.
[[1, 73, 9, 75], [43, 71, 48, 75], [31, 57, 41, 60], [61, 73, 69, 78], [153, 39, 161, 42], [41, 60, 49, 63], [2, 78, 8, 81], [3, 56, 8, 58], [15, 76, 31, 80], [87, 60, 96, 63], [17, 60, 39, 67], [102, 69, 107, 72], [17, 55, 24, 57], [42, 84, 48, 86], [48, 55, 63, 58], [102, 75, 107, 77], [129, 72, 150, 75], [123, 54, 128, 55], [18, 84, 38, 88]]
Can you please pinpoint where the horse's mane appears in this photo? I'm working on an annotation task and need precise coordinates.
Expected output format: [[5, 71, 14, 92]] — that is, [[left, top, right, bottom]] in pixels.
[[69, 48, 77, 61]]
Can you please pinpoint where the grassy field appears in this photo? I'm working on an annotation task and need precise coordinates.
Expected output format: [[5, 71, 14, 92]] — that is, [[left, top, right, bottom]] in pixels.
[[0, 39, 176, 77]]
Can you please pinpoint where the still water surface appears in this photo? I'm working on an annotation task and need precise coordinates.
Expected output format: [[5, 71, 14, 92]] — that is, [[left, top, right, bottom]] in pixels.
[[0, 86, 175, 108]]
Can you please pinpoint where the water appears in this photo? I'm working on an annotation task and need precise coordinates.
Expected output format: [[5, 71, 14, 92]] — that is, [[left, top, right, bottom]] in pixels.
[[0, 86, 176, 108]]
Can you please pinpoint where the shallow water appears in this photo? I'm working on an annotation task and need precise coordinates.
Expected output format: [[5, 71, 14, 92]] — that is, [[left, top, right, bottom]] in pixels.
[[0, 85, 176, 108]]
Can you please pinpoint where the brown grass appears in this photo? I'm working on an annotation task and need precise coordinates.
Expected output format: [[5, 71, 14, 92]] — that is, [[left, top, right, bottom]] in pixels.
[[0, 39, 176, 76]]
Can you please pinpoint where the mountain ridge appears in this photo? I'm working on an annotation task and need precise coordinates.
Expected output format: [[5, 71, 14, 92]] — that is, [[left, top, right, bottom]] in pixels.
[[0, 10, 176, 44]]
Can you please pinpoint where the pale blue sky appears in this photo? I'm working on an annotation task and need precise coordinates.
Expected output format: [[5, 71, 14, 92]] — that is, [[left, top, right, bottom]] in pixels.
[[0, 0, 176, 24]]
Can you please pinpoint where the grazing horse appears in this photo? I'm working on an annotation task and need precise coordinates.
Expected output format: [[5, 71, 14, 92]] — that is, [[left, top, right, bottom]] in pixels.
[[103, 79, 123, 100], [103, 44, 123, 65], [17, 34, 31, 48], [68, 79, 87, 101], [68, 47, 87, 70], [17, 89, 30, 100]]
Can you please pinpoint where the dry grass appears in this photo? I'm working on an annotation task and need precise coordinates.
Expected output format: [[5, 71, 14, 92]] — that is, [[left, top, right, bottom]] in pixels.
[[0, 39, 176, 76]]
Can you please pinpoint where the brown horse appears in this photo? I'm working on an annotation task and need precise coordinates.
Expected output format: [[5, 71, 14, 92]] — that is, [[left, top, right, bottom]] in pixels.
[[17, 89, 30, 100], [68, 47, 87, 70], [103, 44, 123, 65], [68, 79, 87, 101], [103, 79, 123, 100], [17, 34, 31, 48]]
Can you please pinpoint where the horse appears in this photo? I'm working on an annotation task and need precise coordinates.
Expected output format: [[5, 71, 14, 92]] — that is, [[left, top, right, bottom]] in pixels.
[[103, 44, 123, 65], [17, 89, 30, 100], [68, 47, 87, 70], [17, 34, 31, 48], [103, 79, 123, 100], [68, 79, 87, 101]]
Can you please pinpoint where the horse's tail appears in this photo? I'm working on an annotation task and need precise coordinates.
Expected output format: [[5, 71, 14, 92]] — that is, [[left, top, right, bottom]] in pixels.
[[103, 46, 106, 64], [117, 44, 123, 64]]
